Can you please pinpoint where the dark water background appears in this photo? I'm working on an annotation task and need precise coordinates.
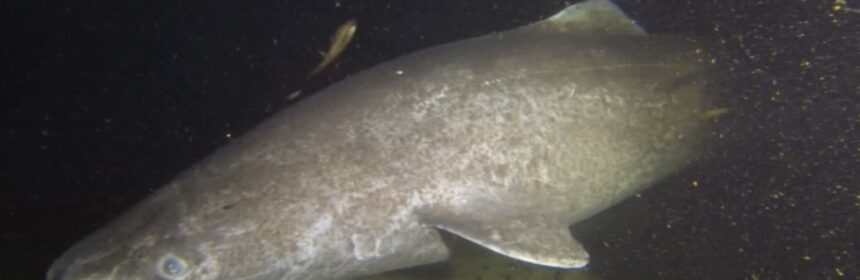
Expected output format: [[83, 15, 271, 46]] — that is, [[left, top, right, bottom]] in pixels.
[[2, 0, 857, 279]]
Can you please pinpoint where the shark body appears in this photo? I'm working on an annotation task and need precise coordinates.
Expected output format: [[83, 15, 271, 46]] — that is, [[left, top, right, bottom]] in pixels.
[[48, 1, 715, 279]]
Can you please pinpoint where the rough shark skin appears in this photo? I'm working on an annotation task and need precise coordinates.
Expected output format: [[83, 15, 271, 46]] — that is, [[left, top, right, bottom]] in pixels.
[[48, 1, 715, 279]]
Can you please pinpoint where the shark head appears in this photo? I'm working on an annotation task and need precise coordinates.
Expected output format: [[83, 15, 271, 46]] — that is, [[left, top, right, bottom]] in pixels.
[[47, 187, 288, 280], [48, 230, 222, 280]]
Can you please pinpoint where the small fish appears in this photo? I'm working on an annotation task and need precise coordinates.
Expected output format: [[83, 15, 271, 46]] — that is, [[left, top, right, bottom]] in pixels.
[[310, 19, 357, 76]]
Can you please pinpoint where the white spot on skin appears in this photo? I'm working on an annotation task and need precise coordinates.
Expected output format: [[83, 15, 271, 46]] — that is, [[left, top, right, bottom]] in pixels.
[[350, 234, 374, 260], [308, 215, 333, 236], [294, 214, 333, 262], [490, 230, 502, 241], [412, 86, 449, 120]]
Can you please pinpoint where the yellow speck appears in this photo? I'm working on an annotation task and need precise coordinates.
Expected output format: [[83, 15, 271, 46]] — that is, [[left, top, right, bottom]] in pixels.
[[701, 108, 728, 120], [287, 90, 302, 100], [800, 60, 812, 69], [691, 180, 699, 188], [688, 108, 729, 125], [835, 267, 844, 277], [801, 255, 811, 261], [833, 0, 846, 12]]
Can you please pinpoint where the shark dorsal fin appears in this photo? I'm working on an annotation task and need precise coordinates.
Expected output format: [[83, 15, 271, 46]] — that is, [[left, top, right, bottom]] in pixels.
[[521, 0, 646, 36], [419, 204, 589, 268]]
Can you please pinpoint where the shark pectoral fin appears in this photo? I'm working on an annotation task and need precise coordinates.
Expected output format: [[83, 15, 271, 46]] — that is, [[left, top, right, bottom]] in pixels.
[[419, 207, 589, 269]]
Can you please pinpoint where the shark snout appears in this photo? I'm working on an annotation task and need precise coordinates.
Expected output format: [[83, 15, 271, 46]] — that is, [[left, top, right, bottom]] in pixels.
[[47, 244, 125, 280]]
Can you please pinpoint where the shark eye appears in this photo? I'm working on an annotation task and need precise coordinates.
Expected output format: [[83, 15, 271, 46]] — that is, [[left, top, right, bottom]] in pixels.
[[157, 254, 189, 278]]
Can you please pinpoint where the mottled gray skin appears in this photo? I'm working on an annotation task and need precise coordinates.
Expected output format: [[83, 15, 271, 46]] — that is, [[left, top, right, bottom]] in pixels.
[[48, 1, 714, 279]]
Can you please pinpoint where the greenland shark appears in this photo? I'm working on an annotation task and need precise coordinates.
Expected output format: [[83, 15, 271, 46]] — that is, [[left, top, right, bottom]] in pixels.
[[48, 0, 717, 279]]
